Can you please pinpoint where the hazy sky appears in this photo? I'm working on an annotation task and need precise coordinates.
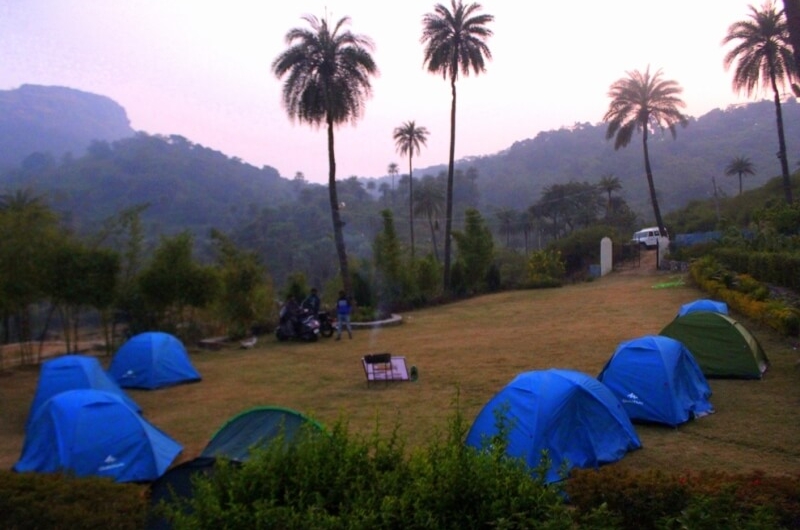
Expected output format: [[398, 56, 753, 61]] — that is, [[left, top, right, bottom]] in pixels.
[[0, 1, 776, 184]]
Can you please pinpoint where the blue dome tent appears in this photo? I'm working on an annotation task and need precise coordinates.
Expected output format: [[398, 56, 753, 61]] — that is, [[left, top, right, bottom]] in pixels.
[[677, 299, 729, 317], [108, 332, 201, 389], [26, 354, 140, 431], [598, 335, 714, 427], [15, 389, 182, 482], [466, 369, 641, 484]]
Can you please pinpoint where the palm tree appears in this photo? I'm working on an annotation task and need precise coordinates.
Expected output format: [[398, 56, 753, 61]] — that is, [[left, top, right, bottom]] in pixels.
[[272, 14, 378, 294], [723, 1, 797, 204], [724, 155, 757, 195], [603, 66, 688, 236], [393, 120, 429, 258], [387, 162, 399, 206], [413, 174, 445, 261], [597, 173, 622, 216], [421, 0, 493, 292], [495, 208, 517, 247]]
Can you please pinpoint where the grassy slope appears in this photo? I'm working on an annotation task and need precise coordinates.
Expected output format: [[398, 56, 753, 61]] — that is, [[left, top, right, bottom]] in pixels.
[[1, 256, 799, 477]]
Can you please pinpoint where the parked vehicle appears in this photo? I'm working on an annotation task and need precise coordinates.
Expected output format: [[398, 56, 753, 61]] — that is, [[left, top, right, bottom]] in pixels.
[[317, 311, 335, 338], [276, 309, 320, 342], [631, 226, 668, 249]]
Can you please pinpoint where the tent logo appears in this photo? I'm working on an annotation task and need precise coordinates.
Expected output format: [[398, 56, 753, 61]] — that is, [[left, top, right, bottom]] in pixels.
[[622, 392, 644, 406], [98, 454, 125, 472]]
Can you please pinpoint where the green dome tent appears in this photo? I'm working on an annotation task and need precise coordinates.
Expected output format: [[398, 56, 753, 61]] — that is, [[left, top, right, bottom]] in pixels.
[[660, 311, 769, 379]]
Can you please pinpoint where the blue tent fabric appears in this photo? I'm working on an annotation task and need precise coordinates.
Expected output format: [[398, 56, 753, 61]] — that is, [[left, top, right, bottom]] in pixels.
[[26, 354, 140, 431], [677, 299, 729, 317], [598, 335, 714, 427], [201, 406, 324, 461], [15, 389, 182, 482], [109, 332, 201, 389], [465, 369, 641, 484]]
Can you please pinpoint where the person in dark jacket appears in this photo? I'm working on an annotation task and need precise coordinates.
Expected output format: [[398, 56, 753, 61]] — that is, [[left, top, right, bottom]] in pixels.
[[335, 290, 352, 340], [301, 288, 321, 317]]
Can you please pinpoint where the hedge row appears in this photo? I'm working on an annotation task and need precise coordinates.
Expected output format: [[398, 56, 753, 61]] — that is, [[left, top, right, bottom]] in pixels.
[[714, 248, 800, 292], [690, 256, 800, 336]]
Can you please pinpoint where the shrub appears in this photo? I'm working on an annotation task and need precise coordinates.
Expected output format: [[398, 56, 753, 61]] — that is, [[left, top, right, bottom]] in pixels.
[[527, 249, 565, 287], [0, 471, 146, 530]]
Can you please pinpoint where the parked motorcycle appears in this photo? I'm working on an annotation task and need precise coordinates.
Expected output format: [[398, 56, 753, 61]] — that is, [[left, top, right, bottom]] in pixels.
[[275, 309, 321, 342], [317, 311, 335, 338]]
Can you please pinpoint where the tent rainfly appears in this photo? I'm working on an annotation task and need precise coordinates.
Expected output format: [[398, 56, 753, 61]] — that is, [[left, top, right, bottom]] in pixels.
[[660, 311, 769, 379], [598, 335, 714, 427], [108, 332, 201, 389], [466, 369, 641, 484]]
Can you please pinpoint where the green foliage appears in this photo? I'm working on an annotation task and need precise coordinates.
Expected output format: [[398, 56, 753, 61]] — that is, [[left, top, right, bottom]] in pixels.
[[411, 254, 443, 305], [493, 248, 531, 290], [131, 231, 219, 338], [689, 256, 800, 336], [211, 230, 275, 338], [452, 208, 495, 294], [0, 471, 146, 530], [549, 225, 618, 278], [527, 249, 565, 287], [162, 407, 577, 530], [568, 467, 800, 530], [373, 210, 412, 311]]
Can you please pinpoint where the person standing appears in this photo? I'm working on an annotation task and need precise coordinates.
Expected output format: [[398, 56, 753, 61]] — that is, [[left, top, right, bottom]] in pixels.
[[301, 287, 321, 317], [335, 290, 352, 340]]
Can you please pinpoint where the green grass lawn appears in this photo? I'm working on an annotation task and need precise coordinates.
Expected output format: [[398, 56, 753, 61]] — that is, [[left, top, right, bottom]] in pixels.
[[2, 264, 799, 478]]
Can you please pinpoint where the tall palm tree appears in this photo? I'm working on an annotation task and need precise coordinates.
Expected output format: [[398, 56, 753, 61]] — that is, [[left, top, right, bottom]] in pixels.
[[272, 14, 378, 294], [723, 1, 797, 204], [387, 162, 399, 207], [597, 173, 622, 216], [421, 0, 493, 292], [393, 120, 429, 258], [603, 66, 688, 236], [413, 174, 445, 261], [724, 155, 757, 195]]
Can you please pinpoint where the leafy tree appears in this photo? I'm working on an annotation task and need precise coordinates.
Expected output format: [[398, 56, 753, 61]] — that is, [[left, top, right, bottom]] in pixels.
[[373, 210, 408, 311], [603, 66, 688, 236], [536, 182, 602, 239], [725, 155, 757, 195], [413, 174, 445, 261], [723, 1, 797, 204], [0, 189, 62, 362], [421, 0, 493, 292], [136, 232, 218, 337], [272, 14, 378, 295], [452, 208, 494, 293], [393, 120, 430, 258], [210, 230, 274, 339], [46, 241, 119, 355]]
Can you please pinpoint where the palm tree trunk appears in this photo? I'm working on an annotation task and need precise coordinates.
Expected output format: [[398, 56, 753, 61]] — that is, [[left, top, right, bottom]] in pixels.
[[408, 154, 415, 259], [641, 127, 666, 235], [442, 76, 457, 292], [327, 117, 352, 294], [427, 215, 439, 262], [769, 69, 793, 204]]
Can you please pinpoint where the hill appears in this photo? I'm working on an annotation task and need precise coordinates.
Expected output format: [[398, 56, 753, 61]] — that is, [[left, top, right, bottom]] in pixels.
[[0, 85, 135, 171], [404, 99, 800, 218], [1, 84, 797, 243]]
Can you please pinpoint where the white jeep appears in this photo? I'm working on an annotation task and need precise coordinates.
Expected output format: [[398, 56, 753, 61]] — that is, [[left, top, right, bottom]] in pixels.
[[631, 227, 668, 249]]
